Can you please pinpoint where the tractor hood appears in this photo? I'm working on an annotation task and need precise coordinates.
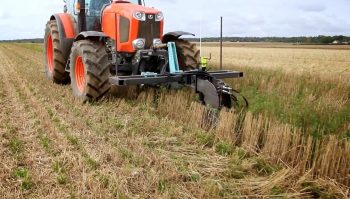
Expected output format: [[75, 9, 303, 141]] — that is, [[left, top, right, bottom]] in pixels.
[[101, 1, 164, 52]]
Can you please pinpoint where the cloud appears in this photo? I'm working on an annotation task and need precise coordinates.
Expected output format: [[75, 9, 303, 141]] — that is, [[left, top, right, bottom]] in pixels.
[[298, 4, 326, 12], [0, 0, 350, 40], [0, 10, 11, 20], [150, 0, 350, 37]]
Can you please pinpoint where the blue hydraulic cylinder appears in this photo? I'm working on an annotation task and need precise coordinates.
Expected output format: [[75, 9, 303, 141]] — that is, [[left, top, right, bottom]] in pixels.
[[167, 42, 182, 73]]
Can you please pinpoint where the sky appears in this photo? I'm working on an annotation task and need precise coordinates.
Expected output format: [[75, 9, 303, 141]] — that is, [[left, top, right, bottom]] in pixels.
[[0, 0, 349, 40]]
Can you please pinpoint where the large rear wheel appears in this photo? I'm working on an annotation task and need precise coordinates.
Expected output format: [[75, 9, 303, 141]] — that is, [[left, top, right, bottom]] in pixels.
[[69, 40, 111, 102], [175, 39, 201, 70], [44, 20, 70, 84]]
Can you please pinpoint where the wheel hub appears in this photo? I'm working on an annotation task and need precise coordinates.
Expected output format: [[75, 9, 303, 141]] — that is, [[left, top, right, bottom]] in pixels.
[[75, 56, 85, 93], [46, 34, 54, 73]]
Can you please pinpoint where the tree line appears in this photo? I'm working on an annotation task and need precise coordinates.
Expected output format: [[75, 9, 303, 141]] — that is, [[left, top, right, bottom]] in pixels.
[[1, 35, 349, 44], [189, 35, 350, 44], [0, 38, 44, 43]]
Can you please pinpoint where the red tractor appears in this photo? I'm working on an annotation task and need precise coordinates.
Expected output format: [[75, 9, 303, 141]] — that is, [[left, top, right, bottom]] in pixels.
[[44, 0, 244, 109]]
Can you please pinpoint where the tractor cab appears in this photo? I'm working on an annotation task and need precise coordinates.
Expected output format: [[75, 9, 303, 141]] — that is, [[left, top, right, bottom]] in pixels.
[[64, 0, 143, 31]]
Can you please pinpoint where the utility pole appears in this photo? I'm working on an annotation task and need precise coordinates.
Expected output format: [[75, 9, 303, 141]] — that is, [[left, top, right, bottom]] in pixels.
[[220, 16, 223, 70]]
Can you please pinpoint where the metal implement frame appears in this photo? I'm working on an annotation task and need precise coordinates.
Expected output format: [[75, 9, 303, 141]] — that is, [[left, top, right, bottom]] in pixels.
[[109, 70, 243, 86], [106, 35, 245, 109]]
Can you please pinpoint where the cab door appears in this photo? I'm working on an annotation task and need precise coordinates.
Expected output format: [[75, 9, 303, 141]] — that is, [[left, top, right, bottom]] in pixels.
[[72, 0, 108, 31]]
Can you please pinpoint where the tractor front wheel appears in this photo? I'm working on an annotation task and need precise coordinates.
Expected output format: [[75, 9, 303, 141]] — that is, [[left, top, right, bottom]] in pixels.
[[175, 39, 201, 70], [69, 40, 111, 102]]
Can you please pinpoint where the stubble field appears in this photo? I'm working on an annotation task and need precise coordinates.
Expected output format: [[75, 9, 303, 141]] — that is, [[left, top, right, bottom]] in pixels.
[[0, 42, 349, 198]]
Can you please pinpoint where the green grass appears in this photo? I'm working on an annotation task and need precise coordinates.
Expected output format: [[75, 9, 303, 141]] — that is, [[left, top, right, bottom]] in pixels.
[[226, 152, 248, 179], [14, 43, 43, 53], [252, 157, 280, 176], [120, 148, 133, 160], [228, 66, 350, 138], [84, 155, 99, 170], [12, 168, 33, 190], [301, 181, 339, 198], [38, 131, 56, 154], [270, 186, 285, 195], [196, 131, 215, 147], [215, 141, 234, 156], [66, 134, 79, 146], [97, 174, 110, 188], [157, 179, 167, 193], [53, 161, 68, 185], [46, 105, 101, 171], [8, 138, 24, 155]]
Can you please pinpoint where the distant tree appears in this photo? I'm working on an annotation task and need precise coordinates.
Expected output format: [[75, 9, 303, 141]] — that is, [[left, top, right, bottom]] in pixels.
[[319, 36, 333, 44], [334, 35, 345, 42]]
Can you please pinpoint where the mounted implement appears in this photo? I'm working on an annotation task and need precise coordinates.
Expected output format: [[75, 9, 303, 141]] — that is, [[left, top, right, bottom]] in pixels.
[[44, 0, 245, 109]]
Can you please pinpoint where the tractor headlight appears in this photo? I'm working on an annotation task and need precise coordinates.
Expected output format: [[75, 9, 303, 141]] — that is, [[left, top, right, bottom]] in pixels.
[[132, 39, 146, 50], [153, 39, 162, 46], [155, 12, 164, 21], [133, 11, 146, 21]]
